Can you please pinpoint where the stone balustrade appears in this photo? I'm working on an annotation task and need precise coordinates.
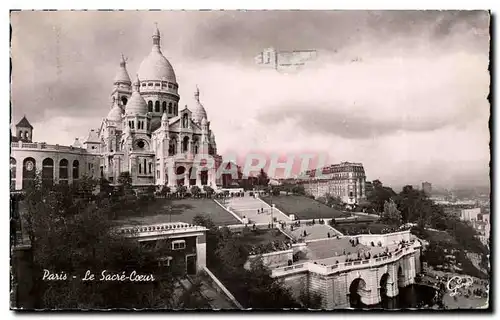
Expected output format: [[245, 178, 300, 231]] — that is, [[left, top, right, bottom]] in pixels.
[[272, 244, 416, 277], [11, 141, 87, 153], [117, 222, 207, 238]]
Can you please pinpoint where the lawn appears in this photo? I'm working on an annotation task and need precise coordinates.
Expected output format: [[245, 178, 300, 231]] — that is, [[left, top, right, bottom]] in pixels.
[[116, 198, 241, 227], [260, 195, 349, 220], [238, 228, 289, 246]]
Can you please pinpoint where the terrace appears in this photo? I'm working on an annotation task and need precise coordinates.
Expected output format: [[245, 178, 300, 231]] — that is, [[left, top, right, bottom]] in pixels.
[[260, 195, 349, 220], [273, 237, 419, 277], [116, 198, 241, 227]]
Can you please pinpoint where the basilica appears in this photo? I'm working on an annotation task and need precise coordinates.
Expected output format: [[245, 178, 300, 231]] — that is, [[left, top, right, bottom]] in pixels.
[[11, 26, 223, 191]]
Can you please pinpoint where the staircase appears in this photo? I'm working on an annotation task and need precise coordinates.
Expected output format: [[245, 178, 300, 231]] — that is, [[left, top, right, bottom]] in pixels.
[[225, 195, 289, 224]]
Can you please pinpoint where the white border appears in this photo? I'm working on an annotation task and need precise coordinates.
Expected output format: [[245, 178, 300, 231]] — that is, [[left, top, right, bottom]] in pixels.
[[2, 2, 497, 320]]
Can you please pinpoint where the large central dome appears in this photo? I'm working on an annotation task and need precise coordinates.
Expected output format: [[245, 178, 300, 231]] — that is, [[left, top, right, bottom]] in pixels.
[[137, 26, 177, 83]]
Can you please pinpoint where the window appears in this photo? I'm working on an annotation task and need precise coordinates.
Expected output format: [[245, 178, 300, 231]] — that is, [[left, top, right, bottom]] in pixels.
[[172, 240, 186, 250], [148, 101, 153, 112], [142, 83, 146, 87], [73, 160, 80, 181], [148, 83, 153, 87], [168, 102, 173, 114], [149, 162, 152, 174], [162, 101, 167, 112], [155, 101, 160, 112], [168, 84, 173, 89], [143, 159, 147, 174], [139, 163, 142, 174]]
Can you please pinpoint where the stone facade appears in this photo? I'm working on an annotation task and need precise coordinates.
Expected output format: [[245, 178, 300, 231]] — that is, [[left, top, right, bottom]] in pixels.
[[271, 231, 421, 309], [301, 162, 367, 204], [11, 25, 224, 191]]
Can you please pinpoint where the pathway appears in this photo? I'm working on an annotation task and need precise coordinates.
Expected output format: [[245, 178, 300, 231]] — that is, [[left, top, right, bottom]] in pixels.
[[225, 195, 289, 224]]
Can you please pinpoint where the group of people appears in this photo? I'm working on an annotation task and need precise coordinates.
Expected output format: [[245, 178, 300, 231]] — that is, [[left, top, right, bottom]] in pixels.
[[256, 208, 268, 215]]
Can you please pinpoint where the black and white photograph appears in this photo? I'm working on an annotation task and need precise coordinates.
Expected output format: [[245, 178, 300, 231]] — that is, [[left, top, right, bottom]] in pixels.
[[9, 9, 491, 311]]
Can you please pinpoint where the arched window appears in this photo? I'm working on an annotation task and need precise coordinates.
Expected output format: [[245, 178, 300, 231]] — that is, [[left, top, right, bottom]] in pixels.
[[155, 101, 160, 112], [182, 136, 189, 153], [149, 162, 152, 174], [143, 159, 147, 175], [169, 138, 177, 156], [174, 103, 178, 115], [148, 101, 153, 112], [72, 160, 80, 182], [10, 158, 16, 190], [42, 158, 54, 187], [59, 159, 69, 184], [121, 96, 128, 106], [162, 101, 167, 113], [168, 102, 173, 114], [22, 157, 36, 189]]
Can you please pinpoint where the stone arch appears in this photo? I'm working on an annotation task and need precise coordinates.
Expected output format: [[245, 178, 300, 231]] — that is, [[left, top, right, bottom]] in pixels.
[[397, 266, 404, 288], [22, 157, 36, 190], [176, 166, 186, 186], [200, 169, 208, 186], [42, 158, 54, 187], [348, 277, 367, 308], [10, 157, 16, 190], [379, 272, 391, 300], [59, 159, 69, 184], [169, 137, 177, 156], [188, 167, 196, 186]]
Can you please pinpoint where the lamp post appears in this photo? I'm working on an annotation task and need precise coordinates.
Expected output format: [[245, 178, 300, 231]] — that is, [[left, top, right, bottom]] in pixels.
[[167, 205, 172, 223]]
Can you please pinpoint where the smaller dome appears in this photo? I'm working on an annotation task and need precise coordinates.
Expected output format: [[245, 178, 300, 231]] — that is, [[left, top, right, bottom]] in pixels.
[[191, 86, 208, 123], [161, 111, 168, 122], [114, 55, 131, 84], [107, 99, 123, 122], [125, 76, 148, 115]]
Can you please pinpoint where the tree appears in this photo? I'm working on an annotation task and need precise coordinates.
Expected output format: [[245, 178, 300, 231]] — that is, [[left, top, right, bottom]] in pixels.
[[366, 180, 396, 214], [395, 185, 432, 227], [203, 186, 214, 198], [160, 185, 171, 198], [291, 184, 305, 195], [177, 185, 187, 197], [19, 175, 190, 309], [190, 186, 201, 198], [299, 286, 323, 309], [257, 168, 270, 187], [381, 199, 402, 226]]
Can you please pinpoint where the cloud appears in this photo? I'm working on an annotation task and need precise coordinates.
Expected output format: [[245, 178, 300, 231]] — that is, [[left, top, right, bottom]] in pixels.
[[9, 10, 491, 188]]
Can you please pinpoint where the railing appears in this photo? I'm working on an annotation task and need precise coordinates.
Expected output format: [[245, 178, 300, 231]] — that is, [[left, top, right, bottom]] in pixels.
[[203, 267, 244, 309], [12, 142, 87, 152], [272, 244, 417, 277]]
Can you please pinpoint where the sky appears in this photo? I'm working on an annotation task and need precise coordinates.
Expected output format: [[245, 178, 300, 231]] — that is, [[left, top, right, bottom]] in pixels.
[[10, 10, 490, 190]]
